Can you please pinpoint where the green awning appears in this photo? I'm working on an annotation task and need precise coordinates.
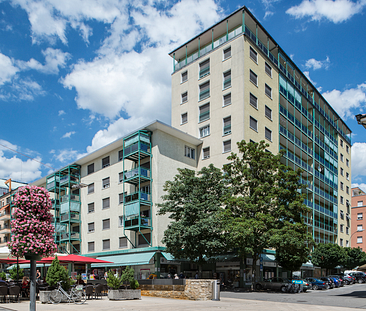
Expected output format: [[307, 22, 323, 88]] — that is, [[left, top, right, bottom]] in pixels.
[[261, 254, 275, 262], [91, 252, 155, 268], [7, 263, 51, 270], [162, 252, 175, 261]]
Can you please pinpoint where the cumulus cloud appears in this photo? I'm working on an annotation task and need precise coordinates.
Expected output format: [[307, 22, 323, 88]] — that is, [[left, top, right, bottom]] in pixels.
[[0, 53, 19, 85], [61, 131, 75, 138], [53, 148, 80, 163], [305, 56, 330, 70], [286, 0, 366, 23], [322, 83, 366, 119], [58, 110, 65, 116], [351, 142, 366, 180]]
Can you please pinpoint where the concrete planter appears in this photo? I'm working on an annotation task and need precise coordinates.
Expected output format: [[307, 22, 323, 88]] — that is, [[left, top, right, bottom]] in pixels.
[[108, 289, 141, 300], [39, 290, 51, 304]]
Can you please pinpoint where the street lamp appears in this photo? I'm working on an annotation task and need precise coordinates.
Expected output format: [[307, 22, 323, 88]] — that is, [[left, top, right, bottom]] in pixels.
[[355, 114, 366, 130]]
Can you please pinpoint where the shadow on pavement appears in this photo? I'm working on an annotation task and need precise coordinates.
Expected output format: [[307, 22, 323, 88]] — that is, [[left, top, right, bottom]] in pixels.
[[337, 290, 366, 298]]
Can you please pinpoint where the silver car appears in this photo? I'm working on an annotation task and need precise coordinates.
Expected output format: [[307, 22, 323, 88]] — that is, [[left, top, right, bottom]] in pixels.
[[255, 277, 292, 292]]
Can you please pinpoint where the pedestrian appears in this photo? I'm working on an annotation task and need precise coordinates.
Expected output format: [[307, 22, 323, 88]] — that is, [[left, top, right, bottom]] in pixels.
[[195, 271, 199, 279]]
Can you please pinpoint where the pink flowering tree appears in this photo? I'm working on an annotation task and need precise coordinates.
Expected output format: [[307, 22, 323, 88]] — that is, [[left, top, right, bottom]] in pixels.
[[8, 185, 57, 258]]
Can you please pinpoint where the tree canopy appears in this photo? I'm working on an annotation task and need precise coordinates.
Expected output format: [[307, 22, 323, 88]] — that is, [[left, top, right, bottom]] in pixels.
[[344, 247, 366, 270], [311, 243, 347, 274]]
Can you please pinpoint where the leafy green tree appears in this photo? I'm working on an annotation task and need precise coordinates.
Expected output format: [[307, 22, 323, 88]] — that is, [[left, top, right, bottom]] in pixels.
[[311, 243, 348, 274], [0, 271, 7, 281], [344, 247, 366, 270], [158, 164, 228, 275], [9, 265, 24, 281], [46, 256, 70, 290], [222, 140, 311, 282]]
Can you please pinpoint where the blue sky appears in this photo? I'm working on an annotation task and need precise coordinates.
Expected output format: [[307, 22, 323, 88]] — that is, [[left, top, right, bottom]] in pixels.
[[0, 0, 366, 190]]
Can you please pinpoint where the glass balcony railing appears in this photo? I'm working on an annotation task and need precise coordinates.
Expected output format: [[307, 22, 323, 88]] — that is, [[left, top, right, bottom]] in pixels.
[[124, 167, 150, 180], [61, 195, 80, 203], [124, 192, 151, 204], [60, 232, 80, 240], [60, 212, 80, 222], [124, 216, 151, 228]]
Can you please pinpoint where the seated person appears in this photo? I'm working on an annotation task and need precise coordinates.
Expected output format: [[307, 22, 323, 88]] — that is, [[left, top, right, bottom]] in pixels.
[[21, 276, 30, 297]]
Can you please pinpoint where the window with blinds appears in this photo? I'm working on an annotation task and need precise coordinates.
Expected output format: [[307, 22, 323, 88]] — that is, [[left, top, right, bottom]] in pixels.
[[88, 183, 94, 194], [265, 62, 272, 77], [199, 125, 210, 138], [88, 222, 95, 233], [103, 239, 110, 250], [265, 105, 272, 120], [199, 103, 210, 122], [102, 219, 110, 230], [265, 127, 272, 141], [119, 172, 123, 182], [265, 84, 272, 98], [223, 93, 231, 106], [181, 112, 188, 124], [181, 91, 188, 103], [88, 202, 94, 213], [223, 116, 231, 135], [250, 93, 257, 109], [199, 81, 210, 101], [88, 242, 94, 252], [118, 150, 123, 161], [102, 156, 110, 168], [223, 47, 231, 60], [250, 116, 258, 131], [250, 47, 257, 62], [87, 163, 94, 175], [119, 237, 128, 248], [102, 177, 110, 189], [223, 70, 231, 89], [203, 147, 210, 159], [119, 193, 124, 204], [181, 71, 188, 83], [102, 197, 110, 209], [250, 70, 257, 85], [199, 59, 210, 78], [223, 140, 231, 153]]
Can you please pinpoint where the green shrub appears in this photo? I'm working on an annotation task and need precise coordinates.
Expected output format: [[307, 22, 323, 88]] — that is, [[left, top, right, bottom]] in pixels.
[[106, 270, 122, 290], [130, 279, 139, 289], [9, 265, 24, 281], [46, 256, 71, 290], [0, 271, 6, 281]]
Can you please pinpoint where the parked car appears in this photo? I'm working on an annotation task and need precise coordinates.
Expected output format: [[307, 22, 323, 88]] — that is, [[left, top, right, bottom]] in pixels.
[[255, 277, 292, 292], [320, 277, 334, 289], [335, 274, 354, 285], [327, 276, 340, 288], [304, 277, 328, 290], [289, 278, 311, 292], [328, 275, 345, 287], [349, 272, 366, 283]]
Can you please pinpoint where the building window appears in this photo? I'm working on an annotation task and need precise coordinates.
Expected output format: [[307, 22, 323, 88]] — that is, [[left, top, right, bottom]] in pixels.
[[265, 127, 272, 141], [138, 233, 151, 246], [358, 213, 363, 220], [102, 156, 110, 168], [358, 201, 363, 207], [265, 84, 272, 98], [346, 186, 349, 194], [340, 210, 344, 219], [346, 227, 349, 234], [340, 182, 344, 191], [102, 197, 110, 210], [181, 71, 188, 83], [88, 222, 95, 233], [340, 139, 343, 147], [223, 93, 231, 106], [181, 91, 188, 104], [88, 242, 95, 252], [199, 59, 210, 78], [346, 172, 349, 180], [103, 239, 110, 250], [199, 125, 210, 138], [199, 81, 210, 101], [223, 116, 231, 135], [119, 172, 123, 183], [102, 219, 110, 230], [346, 159, 349, 167], [357, 236, 363, 244], [184, 146, 195, 159], [250, 70, 257, 86], [250, 93, 258, 109], [340, 238, 343, 247], [250, 46, 257, 62], [119, 193, 124, 204], [250, 116, 258, 132], [88, 203, 95, 213], [202, 147, 210, 159], [199, 103, 210, 122], [88, 183, 94, 194], [346, 145, 349, 153], [265, 62, 272, 77], [340, 224, 344, 233], [87, 163, 94, 175], [223, 140, 231, 153], [118, 216, 123, 227], [223, 70, 231, 89], [119, 237, 128, 249], [265, 106, 272, 120], [102, 177, 110, 189], [340, 153, 344, 162], [346, 240, 349, 247], [181, 112, 188, 125], [118, 150, 123, 161], [223, 46, 231, 60], [340, 168, 344, 176], [340, 196, 344, 204], [358, 225, 363, 231]]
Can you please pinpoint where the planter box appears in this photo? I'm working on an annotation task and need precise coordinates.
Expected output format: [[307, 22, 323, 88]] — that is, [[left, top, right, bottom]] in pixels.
[[39, 290, 51, 304], [108, 289, 141, 300]]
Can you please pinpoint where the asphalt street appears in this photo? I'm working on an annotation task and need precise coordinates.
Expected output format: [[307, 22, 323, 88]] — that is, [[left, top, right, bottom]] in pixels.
[[221, 282, 366, 309]]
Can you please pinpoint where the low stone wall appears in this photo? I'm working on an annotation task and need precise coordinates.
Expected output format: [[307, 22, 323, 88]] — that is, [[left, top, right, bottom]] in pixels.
[[141, 279, 215, 301]]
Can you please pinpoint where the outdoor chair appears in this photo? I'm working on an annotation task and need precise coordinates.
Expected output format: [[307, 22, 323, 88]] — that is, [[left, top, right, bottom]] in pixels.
[[85, 285, 94, 299], [94, 284, 103, 299], [9, 285, 20, 303], [0, 285, 8, 303], [102, 284, 108, 296]]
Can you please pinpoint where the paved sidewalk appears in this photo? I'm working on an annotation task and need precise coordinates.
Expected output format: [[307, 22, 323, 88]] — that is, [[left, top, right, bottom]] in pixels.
[[0, 296, 360, 311]]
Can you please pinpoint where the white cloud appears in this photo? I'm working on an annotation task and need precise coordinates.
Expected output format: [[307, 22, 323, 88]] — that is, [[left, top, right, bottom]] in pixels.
[[305, 56, 330, 70], [0, 53, 19, 85], [11, 78, 45, 101], [61, 131, 75, 139], [286, 0, 366, 23], [322, 83, 366, 119], [58, 110, 65, 116], [53, 148, 80, 163], [352, 183, 366, 193], [351, 142, 366, 180]]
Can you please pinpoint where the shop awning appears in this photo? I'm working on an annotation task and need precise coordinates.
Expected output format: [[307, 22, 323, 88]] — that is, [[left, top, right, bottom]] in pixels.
[[91, 252, 156, 268], [162, 252, 175, 261], [7, 263, 51, 270], [261, 254, 275, 262]]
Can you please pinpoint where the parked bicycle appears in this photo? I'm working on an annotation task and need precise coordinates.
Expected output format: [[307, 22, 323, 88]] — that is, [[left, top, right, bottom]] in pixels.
[[49, 281, 86, 304]]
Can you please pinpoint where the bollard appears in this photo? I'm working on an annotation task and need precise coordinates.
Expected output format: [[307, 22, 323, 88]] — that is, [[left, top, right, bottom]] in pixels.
[[212, 280, 220, 301]]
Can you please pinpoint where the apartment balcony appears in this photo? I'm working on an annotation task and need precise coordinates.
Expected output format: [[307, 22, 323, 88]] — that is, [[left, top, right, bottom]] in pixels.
[[0, 211, 11, 221], [123, 133, 151, 161], [59, 174, 80, 186], [60, 212, 80, 223], [60, 195, 80, 214], [46, 175, 60, 191], [124, 216, 152, 230], [60, 232, 80, 241], [124, 167, 151, 185], [0, 227, 11, 234], [124, 192, 151, 205]]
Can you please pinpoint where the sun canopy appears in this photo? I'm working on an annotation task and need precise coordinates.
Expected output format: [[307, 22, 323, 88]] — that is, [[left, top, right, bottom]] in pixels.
[[7, 263, 51, 270], [91, 252, 156, 268], [40, 254, 112, 264]]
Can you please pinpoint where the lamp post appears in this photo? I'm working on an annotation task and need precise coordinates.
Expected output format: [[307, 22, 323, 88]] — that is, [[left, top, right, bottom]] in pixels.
[[355, 114, 366, 129]]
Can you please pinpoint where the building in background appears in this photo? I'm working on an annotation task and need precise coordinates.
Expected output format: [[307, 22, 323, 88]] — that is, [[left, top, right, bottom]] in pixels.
[[351, 187, 366, 250], [169, 6, 352, 246]]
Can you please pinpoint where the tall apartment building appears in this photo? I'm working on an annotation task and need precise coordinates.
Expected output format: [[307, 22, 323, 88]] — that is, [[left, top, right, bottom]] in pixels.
[[351, 187, 366, 249], [169, 6, 352, 246]]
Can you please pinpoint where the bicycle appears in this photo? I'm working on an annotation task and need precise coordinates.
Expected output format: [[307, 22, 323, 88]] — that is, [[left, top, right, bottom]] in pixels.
[[49, 281, 86, 304]]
